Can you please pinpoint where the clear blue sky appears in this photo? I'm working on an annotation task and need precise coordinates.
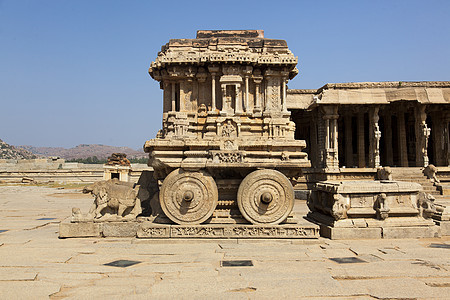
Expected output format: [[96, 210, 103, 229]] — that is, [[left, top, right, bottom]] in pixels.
[[1, 0, 449, 149]]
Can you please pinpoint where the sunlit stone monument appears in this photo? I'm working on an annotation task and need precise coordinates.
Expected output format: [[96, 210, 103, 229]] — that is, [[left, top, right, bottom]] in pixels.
[[60, 30, 319, 239], [59, 30, 446, 239]]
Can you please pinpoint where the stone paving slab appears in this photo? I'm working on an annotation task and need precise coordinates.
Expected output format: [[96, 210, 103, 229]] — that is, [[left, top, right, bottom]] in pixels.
[[0, 267, 37, 281], [0, 185, 449, 299]]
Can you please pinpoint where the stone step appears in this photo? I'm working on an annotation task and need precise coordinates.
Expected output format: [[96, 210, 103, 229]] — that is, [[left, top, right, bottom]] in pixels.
[[392, 175, 428, 179]]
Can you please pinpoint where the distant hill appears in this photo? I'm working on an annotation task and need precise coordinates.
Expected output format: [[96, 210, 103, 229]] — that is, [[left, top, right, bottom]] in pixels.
[[19, 144, 147, 160], [0, 139, 38, 159]]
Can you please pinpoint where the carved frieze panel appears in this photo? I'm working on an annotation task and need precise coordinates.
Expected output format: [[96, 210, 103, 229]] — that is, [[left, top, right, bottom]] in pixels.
[[349, 194, 375, 208], [209, 151, 245, 164], [265, 77, 281, 112], [137, 223, 319, 238]]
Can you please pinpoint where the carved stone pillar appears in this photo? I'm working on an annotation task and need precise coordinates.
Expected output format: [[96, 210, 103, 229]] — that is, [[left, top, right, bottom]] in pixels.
[[196, 70, 207, 107], [384, 112, 394, 166], [369, 106, 381, 168], [398, 111, 408, 167], [253, 74, 263, 114], [192, 79, 198, 112], [244, 76, 249, 113], [322, 106, 339, 171], [163, 81, 171, 113], [220, 85, 229, 113], [264, 69, 281, 113], [357, 112, 365, 168], [415, 105, 430, 167], [310, 115, 318, 168], [208, 66, 219, 113], [179, 81, 192, 112], [374, 114, 381, 168], [211, 74, 216, 111], [423, 123, 431, 167], [171, 82, 176, 112], [235, 84, 242, 114], [281, 71, 289, 113], [344, 114, 353, 167], [244, 66, 252, 113]]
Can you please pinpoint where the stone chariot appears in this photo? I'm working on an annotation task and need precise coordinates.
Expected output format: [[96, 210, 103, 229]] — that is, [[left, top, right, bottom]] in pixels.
[[144, 30, 310, 226]]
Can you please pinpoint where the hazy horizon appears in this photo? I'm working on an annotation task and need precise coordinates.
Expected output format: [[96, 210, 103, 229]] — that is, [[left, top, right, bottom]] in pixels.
[[1, 0, 449, 149], [17, 142, 146, 152]]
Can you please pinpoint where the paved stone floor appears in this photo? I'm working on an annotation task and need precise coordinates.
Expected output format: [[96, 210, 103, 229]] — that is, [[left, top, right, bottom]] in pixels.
[[0, 185, 449, 299]]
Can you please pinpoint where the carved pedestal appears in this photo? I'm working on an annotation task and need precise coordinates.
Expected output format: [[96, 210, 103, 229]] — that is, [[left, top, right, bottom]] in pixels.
[[307, 180, 441, 239]]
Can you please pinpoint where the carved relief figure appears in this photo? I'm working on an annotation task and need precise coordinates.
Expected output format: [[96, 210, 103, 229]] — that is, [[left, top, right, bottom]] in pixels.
[[375, 193, 390, 220], [222, 120, 236, 137]]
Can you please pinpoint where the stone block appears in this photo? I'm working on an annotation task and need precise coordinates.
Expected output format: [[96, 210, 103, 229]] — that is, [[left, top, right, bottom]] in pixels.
[[59, 221, 101, 238], [320, 225, 382, 239], [382, 225, 441, 239], [434, 221, 450, 236], [352, 219, 368, 228], [438, 184, 450, 195], [102, 222, 139, 237]]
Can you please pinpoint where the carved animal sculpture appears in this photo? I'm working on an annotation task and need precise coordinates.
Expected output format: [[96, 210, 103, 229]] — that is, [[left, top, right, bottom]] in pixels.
[[417, 192, 436, 219], [82, 179, 142, 221], [376, 166, 393, 181], [423, 164, 440, 184]]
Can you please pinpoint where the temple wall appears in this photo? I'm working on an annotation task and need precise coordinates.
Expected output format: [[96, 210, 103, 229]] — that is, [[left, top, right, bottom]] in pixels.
[[0, 161, 151, 184]]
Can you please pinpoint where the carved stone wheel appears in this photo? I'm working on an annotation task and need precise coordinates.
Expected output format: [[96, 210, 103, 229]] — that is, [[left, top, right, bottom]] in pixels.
[[237, 169, 294, 225], [160, 168, 218, 225]]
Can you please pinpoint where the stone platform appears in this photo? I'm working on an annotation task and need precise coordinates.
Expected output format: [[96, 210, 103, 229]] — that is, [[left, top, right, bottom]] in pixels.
[[59, 219, 319, 239], [308, 211, 441, 239], [307, 180, 441, 239]]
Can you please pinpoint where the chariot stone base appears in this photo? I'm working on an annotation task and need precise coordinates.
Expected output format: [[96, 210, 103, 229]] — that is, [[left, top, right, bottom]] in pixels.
[[59, 219, 319, 239]]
